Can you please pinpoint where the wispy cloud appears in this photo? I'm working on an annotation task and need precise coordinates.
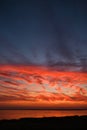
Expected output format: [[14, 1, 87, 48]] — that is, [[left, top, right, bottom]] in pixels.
[[0, 65, 87, 108]]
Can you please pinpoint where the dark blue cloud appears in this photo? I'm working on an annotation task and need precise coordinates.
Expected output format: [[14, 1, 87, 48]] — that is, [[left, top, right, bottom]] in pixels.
[[0, 0, 87, 71]]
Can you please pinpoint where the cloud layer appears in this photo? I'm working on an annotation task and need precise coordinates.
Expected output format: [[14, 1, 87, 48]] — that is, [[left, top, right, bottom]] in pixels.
[[0, 65, 87, 108]]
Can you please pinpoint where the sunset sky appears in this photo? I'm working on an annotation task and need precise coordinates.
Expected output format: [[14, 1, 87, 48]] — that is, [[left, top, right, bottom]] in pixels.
[[0, 0, 87, 109]]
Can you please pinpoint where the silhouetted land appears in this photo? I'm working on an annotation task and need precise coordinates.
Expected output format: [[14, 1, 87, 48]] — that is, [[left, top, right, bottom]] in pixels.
[[0, 116, 87, 130]]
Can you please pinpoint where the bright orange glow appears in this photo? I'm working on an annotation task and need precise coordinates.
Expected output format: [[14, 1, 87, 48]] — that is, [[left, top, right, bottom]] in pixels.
[[0, 65, 87, 109]]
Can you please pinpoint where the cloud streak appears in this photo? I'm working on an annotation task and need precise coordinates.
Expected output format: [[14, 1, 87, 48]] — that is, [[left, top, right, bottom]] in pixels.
[[0, 65, 87, 109]]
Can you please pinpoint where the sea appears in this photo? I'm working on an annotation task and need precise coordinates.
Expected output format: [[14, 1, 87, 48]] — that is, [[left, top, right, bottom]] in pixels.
[[0, 110, 87, 120]]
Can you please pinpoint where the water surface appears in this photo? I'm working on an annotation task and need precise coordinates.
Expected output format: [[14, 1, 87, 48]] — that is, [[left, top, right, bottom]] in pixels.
[[0, 110, 87, 120]]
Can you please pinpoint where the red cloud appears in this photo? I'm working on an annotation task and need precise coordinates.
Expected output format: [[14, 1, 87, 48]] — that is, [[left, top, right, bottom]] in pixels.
[[0, 65, 87, 108]]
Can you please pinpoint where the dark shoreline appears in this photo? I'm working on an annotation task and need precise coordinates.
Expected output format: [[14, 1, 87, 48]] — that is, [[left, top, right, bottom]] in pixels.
[[0, 115, 87, 130]]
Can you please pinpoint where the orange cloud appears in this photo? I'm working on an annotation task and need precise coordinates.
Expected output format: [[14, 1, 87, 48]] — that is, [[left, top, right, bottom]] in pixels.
[[0, 65, 87, 109]]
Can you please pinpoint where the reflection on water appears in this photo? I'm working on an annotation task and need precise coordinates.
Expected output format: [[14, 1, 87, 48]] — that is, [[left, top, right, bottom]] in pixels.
[[0, 110, 87, 120]]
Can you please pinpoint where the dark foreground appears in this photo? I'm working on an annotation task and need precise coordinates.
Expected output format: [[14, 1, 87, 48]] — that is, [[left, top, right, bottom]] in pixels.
[[0, 116, 87, 130]]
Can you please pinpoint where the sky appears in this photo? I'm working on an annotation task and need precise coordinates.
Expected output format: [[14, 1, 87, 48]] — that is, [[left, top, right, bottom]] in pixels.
[[0, 0, 87, 109]]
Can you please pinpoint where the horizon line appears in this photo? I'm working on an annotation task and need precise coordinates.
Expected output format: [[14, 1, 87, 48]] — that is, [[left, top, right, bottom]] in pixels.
[[0, 108, 87, 110]]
